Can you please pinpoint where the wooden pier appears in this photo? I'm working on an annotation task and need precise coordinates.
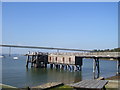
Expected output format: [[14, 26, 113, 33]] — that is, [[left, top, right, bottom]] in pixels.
[[25, 51, 120, 78], [26, 52, 83, 71]]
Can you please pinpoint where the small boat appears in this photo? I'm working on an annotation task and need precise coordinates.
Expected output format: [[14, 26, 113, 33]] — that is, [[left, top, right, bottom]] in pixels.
[[110, 58, 113, 60], [13, 57, 18, 60], [0, 55, 5, 58]]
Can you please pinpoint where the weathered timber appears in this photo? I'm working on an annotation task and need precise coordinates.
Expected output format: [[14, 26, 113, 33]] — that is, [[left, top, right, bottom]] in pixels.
[[26, 52, 48, 68], [31, 82, 63, 90], [48, 55, 83, 66], [117, 57, 120, 74], [25, 51, 120, 74], [26, 51, 30, 68], [70, 80, 108, 90]]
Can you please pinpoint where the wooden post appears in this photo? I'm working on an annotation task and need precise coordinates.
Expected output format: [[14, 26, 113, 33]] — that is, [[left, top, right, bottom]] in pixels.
[[45, 63, 47, 68], [93, 57, 100, 79], [50, 64, 53, 68], [97, 58, 100, 74], [61, 64, 64, 69], [65, 65, 67, 70], [31, 55, 33, 67], [117, 57, 120, 75], [93, 58, 96, 74], [35, 52, 39, 68], [75, 65, 79, 71], [72, 65, 74, 71], [79, 65, 82, 71], [26, 51, 30, 68], [68, 65, 71, 71], [56, 64, 58, 69], [58, 64, 60, 69]]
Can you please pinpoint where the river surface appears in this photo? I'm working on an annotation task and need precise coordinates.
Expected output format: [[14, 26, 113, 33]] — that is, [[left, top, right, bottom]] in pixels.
[[2, 54, 117, 88]]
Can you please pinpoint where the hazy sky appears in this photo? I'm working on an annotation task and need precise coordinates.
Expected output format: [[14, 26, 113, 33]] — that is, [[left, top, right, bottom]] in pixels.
[[2, 2, 118, 53]]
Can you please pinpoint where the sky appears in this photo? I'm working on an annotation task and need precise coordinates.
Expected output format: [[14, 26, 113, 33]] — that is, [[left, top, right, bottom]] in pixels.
[[2, 2, 118, 54]]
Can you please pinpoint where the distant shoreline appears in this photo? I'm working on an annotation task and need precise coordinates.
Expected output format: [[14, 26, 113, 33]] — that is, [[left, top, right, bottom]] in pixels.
[[100, 58, 117, 61]]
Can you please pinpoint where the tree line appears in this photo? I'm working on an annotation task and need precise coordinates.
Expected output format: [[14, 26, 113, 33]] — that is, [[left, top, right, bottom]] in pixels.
[[93, 48, 120, 52]]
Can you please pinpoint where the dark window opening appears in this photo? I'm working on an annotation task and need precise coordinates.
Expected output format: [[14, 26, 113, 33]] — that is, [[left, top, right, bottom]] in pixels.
[[50, 57, 51, 61], [56, 57, 57, 61], [63, 57, 65, 62], [69, 57, 71, 62]]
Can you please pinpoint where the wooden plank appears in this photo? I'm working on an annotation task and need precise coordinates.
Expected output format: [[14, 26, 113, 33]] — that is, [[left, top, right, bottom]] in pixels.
[[85, 80, 100, 88], [70, 80, 108, 89], [90, 80, 104, 89], [71, 81, 85, 87], [97, 80, 108, 88], [71, 80, 89, 87], [77, 80, 96, 88], [75, 80, 89, 87], [32, 82, 63, 89]]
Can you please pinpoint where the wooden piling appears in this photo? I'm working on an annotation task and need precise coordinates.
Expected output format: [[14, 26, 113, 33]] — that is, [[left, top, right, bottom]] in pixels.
[[79, 65, 82, 71], [31, 54, 34, 67], [68, 65, 71, 70], [117, 57, 120, 75], [45, 63, 47, 68], [61, 64, 64, 69], [65, 65, 67, 70], [93, 57, 100, 79], [56, 64, 59, 69], [50, 64, 53, 68], [97, 58, 100, 74], [72, 65, 74, 71], [26, 51, 30, 68], [58, 65, 60, 69]]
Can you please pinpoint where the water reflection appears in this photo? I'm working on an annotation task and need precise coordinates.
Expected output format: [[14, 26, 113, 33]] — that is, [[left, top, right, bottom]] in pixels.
[[25, 67, 82, 87]]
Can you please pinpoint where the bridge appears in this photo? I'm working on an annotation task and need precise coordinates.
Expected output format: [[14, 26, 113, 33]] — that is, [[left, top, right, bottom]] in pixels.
[[0, 44, 120, 78], [0, 44, 92, 52]]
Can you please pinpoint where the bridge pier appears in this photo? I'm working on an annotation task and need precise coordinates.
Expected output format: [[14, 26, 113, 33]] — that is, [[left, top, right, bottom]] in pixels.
[[93, 57, 100, 79]]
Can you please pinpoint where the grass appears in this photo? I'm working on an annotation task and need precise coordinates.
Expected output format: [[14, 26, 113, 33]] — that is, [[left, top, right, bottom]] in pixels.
[[50, 85, 73, 90]]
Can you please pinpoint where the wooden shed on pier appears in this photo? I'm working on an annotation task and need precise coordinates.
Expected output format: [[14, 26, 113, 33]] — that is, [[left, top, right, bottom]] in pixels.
[[48, 55, 83, 66]]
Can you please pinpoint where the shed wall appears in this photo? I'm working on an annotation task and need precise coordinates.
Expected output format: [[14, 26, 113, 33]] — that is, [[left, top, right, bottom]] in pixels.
[[48, 55, 75, 65]]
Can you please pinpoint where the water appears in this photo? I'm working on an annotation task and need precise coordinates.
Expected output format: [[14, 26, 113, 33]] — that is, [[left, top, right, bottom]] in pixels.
[[2, 55, 117, 88]]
